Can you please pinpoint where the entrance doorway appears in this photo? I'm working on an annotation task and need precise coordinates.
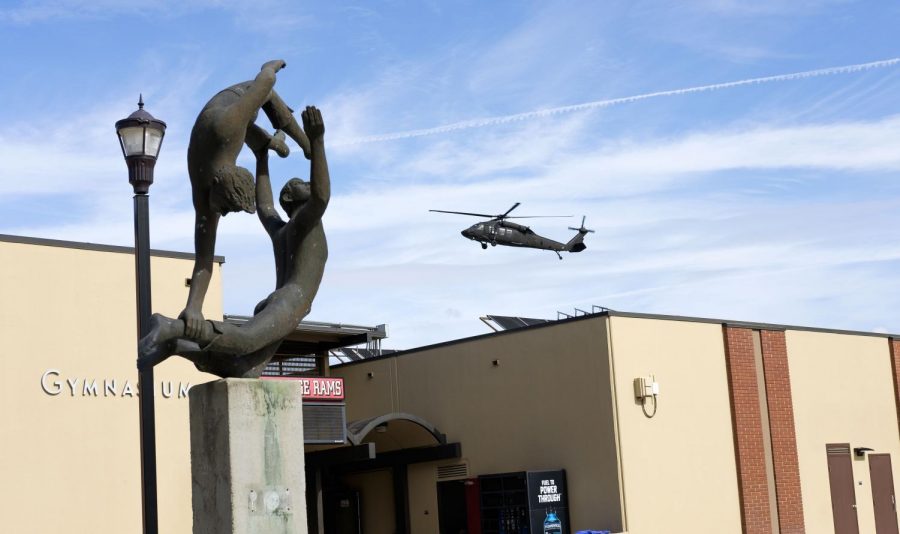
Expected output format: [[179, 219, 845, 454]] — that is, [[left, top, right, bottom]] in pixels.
[[869, 454, 899, 534], [438, 480, 469, 534], [323, 489, 361, 534], [827, 443, 860, 534]]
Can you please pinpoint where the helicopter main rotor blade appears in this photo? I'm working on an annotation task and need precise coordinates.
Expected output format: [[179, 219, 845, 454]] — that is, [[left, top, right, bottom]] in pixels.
[[429, 209, 498, 218], [500, 202, 521, 218], [505, 215, 573, 219]]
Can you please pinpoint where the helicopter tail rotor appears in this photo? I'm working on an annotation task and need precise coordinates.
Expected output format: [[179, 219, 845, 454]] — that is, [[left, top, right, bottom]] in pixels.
[[568, 216, 595, 234], [564, 216, 593, 253]]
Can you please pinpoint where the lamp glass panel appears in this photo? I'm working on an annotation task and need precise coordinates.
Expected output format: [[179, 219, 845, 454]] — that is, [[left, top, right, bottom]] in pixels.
[[144, 128, 164, 158], [118, 126, 146, 156]]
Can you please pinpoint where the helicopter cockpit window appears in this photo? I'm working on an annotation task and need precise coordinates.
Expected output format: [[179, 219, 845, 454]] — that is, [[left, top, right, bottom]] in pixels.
[[476, 224, 484, 231]]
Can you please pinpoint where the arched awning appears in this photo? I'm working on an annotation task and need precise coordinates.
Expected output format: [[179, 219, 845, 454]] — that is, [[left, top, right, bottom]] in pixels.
[[346, 412, 447, 446]]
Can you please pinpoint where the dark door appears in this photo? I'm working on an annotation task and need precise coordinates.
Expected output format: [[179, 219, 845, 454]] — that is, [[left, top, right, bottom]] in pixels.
[[323, 489, 361, 534], [828, 444, 860, 534], [438, 480, 469, 534], [870, 454, 899, 534]]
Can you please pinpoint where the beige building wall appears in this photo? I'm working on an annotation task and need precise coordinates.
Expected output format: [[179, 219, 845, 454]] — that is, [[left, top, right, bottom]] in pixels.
[[606, 316, 743, 534], [332, 356, 398, 421], [786, 330, 900, 534], [332, 317, 623, 533], [331, 311, 900, 534], [0, 240, 220, 534]]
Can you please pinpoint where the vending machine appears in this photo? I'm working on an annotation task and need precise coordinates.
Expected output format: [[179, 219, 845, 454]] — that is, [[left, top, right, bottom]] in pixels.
[[478, 469, 569, 534]]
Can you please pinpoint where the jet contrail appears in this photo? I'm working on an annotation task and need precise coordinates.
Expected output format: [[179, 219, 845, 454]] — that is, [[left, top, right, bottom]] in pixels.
[[333, 57, 900, 147]]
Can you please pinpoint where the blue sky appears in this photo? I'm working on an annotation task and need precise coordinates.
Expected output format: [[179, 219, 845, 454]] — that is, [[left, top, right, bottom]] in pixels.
[[1, 0, 899, 348]]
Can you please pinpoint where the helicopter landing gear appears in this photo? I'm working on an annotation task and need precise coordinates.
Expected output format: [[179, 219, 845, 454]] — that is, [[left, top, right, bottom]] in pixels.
[[481, 242, 488, 249], [490, 241, 497, 247], [556, 251, 563, 260]]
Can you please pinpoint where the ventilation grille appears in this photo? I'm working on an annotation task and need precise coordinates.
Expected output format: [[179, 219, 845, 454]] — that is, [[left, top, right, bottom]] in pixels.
[[437, 463, 469, 480], [303, 403, 346, 444], [262, 356, 317, 377], [827, 443, 851, 456]]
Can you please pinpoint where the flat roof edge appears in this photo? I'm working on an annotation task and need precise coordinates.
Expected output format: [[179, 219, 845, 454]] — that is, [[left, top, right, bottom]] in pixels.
[[606, 310, 899, 340], [0, 233, 225, 263], [333, 313, 605, 369], [333, 308, 900, 369]]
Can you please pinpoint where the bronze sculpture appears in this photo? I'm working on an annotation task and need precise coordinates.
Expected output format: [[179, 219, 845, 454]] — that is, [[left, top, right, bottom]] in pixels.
[[180, 59, 311, 341], [138, 62, 329, 378]]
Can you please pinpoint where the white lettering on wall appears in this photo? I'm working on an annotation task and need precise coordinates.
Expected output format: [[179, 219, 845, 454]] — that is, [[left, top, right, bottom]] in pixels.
[[38, 370, 190, 400], [41, 369, 62, 396]]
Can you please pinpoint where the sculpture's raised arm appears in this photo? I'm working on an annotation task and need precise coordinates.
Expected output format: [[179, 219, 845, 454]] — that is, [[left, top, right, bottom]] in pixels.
[[254, 133, 286, 237], [287, 106, 330, 235]]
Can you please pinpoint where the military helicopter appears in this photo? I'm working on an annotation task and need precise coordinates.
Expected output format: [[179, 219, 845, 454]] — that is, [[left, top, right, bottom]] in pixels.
[[430, 202, 594, 259]]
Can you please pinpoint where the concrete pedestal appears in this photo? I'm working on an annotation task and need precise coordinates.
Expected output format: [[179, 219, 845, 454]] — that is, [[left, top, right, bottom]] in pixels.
[[189, 378, 307, 534]]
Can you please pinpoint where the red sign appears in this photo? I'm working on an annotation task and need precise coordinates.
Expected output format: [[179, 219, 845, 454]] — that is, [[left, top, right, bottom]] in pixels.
[[263, 376, 344, 400]]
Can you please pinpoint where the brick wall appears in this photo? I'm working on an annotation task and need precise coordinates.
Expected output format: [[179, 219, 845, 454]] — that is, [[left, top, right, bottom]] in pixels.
[[723, 326, 772, 534], [891, 338, 900, 440], [760, 330, 805, 534]]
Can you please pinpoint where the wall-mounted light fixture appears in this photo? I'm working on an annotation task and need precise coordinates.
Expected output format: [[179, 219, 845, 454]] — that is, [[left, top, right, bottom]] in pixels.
[[367, 372, 375, 379], [634, 375, 659, 418], [492, 359, 500, 367], [854, 447, 874, 457]]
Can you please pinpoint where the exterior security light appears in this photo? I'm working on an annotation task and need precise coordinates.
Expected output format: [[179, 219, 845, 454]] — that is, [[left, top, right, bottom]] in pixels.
[[115, 95, 167, 194], [854, 447, 874, 457]]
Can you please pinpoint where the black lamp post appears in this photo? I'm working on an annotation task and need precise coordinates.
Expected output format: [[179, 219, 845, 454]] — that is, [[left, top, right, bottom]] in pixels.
[[116, 95, 166, 534]]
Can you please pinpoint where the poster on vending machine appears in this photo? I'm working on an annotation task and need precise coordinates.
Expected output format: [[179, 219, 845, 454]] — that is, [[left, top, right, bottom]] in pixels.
[[526, 470, 569, 534]]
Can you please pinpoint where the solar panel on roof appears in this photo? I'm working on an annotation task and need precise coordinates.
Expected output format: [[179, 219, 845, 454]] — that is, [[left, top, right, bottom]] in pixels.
[[486, 315, 550, 331]]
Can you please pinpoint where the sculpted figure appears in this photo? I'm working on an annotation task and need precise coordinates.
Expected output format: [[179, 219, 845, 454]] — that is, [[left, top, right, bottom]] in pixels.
[[139, 106, 330, 378], [181, 59, 312, 341]]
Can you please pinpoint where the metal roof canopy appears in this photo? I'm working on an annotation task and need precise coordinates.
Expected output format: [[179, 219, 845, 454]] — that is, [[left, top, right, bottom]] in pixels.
[[224, 315, 388, 361]]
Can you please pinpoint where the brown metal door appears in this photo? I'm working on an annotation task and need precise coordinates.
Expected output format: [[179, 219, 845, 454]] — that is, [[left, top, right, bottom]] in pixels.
[[828, 444, 860, 534], [870, 454, 899, 534]]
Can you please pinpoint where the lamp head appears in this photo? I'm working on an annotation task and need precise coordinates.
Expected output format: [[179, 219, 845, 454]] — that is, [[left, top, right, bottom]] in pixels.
[[116, 95, 167, 194]]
